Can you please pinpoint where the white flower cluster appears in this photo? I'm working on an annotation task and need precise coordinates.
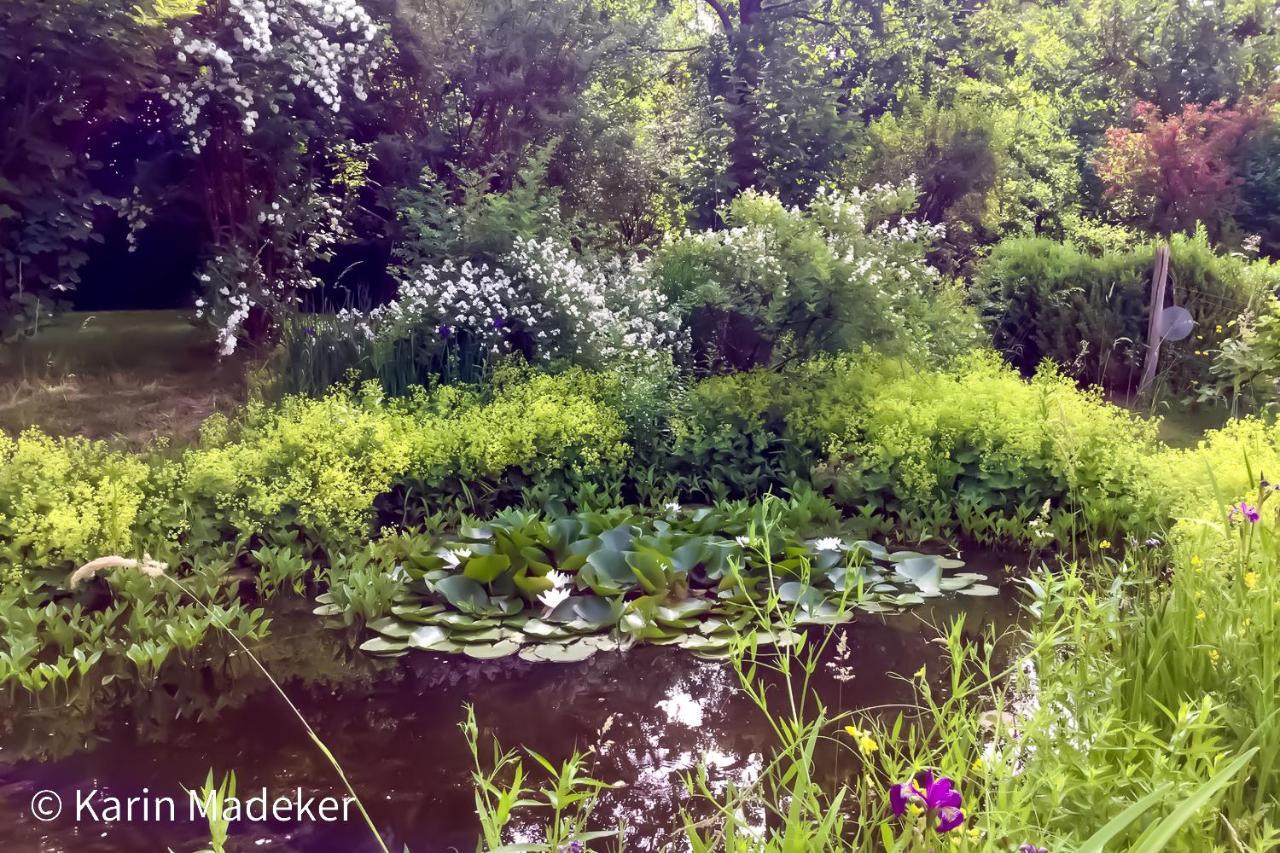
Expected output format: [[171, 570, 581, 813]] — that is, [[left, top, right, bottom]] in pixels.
[[199, 181, 349, 355], [507, 237, 686, 368], [339, 259, 556, 355], [163, 0, 379, 150]]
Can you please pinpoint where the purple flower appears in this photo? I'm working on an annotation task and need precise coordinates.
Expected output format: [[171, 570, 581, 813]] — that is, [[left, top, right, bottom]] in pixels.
[[1018, 846, 1048, 853], [303, 325, 315, 337], [889, 770, 965, 833], [438, 324, 452, 338], [1229, 501, 1260, 524], [493, 315, 507, 329]]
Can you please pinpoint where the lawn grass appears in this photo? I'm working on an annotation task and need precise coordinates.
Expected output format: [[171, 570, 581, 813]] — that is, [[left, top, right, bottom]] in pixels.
[[0, 310, 247, 448]]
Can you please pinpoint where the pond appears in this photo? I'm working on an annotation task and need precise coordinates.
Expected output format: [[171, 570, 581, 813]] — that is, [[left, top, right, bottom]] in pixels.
[[0, 554, 1024, 852]]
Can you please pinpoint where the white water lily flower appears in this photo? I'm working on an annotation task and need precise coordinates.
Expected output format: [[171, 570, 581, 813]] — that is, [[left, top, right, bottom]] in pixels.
[[813, 537, 845, 552], [664, 501, 682, 514], [545, 570, 572, 589], [441, 547, 471, 567], [538, 587, 572, 611]]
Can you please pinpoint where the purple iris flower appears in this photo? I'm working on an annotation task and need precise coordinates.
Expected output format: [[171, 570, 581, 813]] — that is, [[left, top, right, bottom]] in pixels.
[[438, 324, 452, 338], [1230, 501, 1260, 523], [889, 769, 965, 833]]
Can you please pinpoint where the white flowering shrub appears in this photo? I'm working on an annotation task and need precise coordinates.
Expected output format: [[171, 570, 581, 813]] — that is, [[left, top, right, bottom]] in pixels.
[[506, 237, 686, 369], [153, 0, 379, 353], [342, 258, 555, 358], [163, 0, 378, 151], [194, 180, 352, 356], [650, 182, 978, 367]]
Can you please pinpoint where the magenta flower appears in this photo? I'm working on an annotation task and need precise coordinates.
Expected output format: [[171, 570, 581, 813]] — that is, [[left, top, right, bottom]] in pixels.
[[890, 769, 965, 832], [1018, 846, 1048, 853]]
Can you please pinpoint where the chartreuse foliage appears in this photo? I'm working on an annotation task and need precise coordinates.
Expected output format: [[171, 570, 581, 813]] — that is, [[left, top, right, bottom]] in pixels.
[[654, 352, 1162, 545]]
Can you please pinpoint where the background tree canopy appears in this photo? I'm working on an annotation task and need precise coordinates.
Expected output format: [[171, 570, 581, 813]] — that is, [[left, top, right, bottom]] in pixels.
[[5, 0, 1280, 349]]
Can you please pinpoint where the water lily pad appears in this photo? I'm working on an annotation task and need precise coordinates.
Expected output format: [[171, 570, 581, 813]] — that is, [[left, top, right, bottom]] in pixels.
[[369, 617, 415, 639], [358, 636, 408, 655], [529, 641, 598, 663], [407, 625, 448, 649], [894, 556, 943, 595], [958, 583, 1001, 597], [521, 618, 567, 639], [434, 575, 490, 613], [462, 640, 521, 659], [463, 553, 511, 583]]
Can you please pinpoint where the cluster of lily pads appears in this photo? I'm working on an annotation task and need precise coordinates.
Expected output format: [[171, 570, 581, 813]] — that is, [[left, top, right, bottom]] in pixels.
[[332, 504, 998, 662]]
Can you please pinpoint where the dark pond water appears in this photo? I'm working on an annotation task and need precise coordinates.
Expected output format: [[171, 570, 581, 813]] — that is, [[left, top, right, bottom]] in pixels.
[[0, 556, 1025, 853]]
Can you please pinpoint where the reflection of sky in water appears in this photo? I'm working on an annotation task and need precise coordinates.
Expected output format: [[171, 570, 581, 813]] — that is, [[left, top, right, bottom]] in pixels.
[[0, 586, 1021, 852]]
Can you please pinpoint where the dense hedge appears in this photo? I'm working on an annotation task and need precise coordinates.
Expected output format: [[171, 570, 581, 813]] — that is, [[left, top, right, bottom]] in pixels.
[[978, 231, 1280, 391]]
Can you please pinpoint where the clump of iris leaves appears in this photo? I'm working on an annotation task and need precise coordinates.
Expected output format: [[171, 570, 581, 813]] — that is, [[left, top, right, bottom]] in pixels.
[[322, 501, 1000, 663]]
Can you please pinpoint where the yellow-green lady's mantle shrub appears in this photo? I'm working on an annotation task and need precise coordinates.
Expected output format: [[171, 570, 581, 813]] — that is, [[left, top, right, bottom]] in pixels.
[[659, 352, 1163, 543], [0, 430, 150, 574], [161, 367, 629, 549], [823, 353, 1163, 542]]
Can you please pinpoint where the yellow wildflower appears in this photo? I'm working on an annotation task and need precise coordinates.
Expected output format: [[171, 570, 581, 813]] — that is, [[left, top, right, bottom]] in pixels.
[[972, 756, 985, 772], [1196, 610, 1206, 622], [1098, 539, 1112, 549], [1208, 648, 1220, 665], [1190, 554, 1203, 568], [859, 734, 879, 756], [1244, 571, 1259, 590]]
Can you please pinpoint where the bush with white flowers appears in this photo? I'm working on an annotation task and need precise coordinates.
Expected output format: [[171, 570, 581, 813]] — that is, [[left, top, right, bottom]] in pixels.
[[650, 182, 977, 365], [338, 258, 557, 358], [163, 0, 378, 151], [506, 237, 686, 369], [156, 0, 379, 353]]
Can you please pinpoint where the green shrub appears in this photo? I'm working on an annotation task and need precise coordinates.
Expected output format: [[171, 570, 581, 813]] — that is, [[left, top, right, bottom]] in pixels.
[[650, 185, 982, 370], [0, 430, 150, 575], [978, 231, 1279, 392], [645, 352, 1160, 544], [166, 367, 630, 549], [819, 353, 1161, 543]]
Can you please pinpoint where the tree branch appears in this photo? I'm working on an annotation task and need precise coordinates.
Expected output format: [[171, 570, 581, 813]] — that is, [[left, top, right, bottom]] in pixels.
[[702, 0, 735, 36]]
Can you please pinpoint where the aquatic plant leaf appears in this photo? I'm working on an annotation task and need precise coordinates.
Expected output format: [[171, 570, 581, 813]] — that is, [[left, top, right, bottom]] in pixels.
[[777, 581, 827, 610], [407, 625, 448, 649], [462, 640, 521, 659], [851, 540, 890, 559], [358, 636, 408, 655], [580, 549, 635, 595], [572, 594, 620, 627], [463, 554, 511, 584], [958, 584, 1001, 596], [368, 617, 415, 639], [434, 575, 490, 613], [520, 618, 567, 639], [531, 641, 598, 663], [894, 557, 943, 595]]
